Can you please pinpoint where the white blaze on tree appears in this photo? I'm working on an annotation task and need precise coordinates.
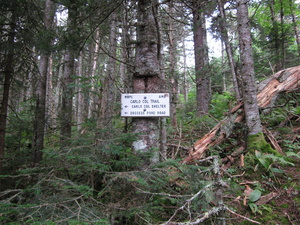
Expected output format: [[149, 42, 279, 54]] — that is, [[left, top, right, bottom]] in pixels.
[[132, 0, 163, 165]]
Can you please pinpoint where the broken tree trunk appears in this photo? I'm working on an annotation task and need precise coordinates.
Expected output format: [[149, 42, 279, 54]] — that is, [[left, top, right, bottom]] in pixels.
[[183, 65, 300, 164]]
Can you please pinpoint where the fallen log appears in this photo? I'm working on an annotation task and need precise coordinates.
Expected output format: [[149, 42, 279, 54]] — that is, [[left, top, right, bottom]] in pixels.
[[183, 65, 300, 164]]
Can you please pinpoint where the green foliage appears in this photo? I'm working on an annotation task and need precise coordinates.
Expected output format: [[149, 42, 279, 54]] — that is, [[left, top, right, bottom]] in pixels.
[[178, 88, 197, 116], [2, 0, 300, 223], [95, 158, 221, 224], [254, 150, 294, 176], [3, 100, 35, 171], [248, 189, 261, 202], [250, 0, 299, 72], [1, 150, 224, 224], [282, 140, 300, 153], [43, 129, 141, 176], [179, 90, 234, 121], [0, 172, 110, 224], [210, 92, 234, 120], [209, 57, 231, 93], [261, 109, 287, 127]]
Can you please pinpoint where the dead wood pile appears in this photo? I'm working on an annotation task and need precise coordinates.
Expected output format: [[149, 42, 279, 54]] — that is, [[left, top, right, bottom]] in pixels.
[[183, 65, 300, 164]]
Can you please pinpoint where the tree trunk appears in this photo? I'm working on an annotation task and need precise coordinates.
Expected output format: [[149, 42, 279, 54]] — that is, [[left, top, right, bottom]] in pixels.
[[107, 12, 117, 121], [120, 0, 135, 93], [221, 41, 227, 92], [168, 0, 178, 127], [236, 0, 273, 152], [279, 0, 286, 69], [289, 0, 300, 58], [192, 2, 210, 116], [60, 53, 75, 149], [88, 28, 100, 120], [269, 0, 282, 71], [237, 0, 263, 136], [0, 10, 16, 171], [76, 51, 85, 131], [96, 11, 118, 145], [132, 0, 163, 165], [46, 55, 55, 128], [60, 2, 77, 149], [217, 0, 241, 101], [33, 0, 56, 164], [182, 39, 188, 102], [54, 55, 64, 128]]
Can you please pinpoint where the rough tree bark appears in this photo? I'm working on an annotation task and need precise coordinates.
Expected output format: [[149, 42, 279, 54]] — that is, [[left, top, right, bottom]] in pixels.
[[289, 0, 300, 58], [33, 0, 56, 164], [0, 8, 16, 171], [46, 56, 55, 127], [60, 1, 77, 149], [182, 39, 189, 102], [76, 51, 85, 131], [168, 0, 179, 128], [132, 0, 163, 165], [269, 0, 283, 71], [98, 11, 117, 131], [88, 28, 100, 120], [237, 0, 262, 136], [183, 65, 300, 163], [235, 0, 275, 155], [120, 0, 135, 93], [192, 1, 210, 116], [217, 0, 241, 101]]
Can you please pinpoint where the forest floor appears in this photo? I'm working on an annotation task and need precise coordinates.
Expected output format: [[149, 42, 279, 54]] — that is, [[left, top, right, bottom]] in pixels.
[[1, 95, 299, 224], [219, 133, 300, 224], [174, 103, 300, 224], [226, 157, 300, 225]]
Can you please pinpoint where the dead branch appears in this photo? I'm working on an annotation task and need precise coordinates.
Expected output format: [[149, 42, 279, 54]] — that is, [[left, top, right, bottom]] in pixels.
[[255, 192, 278, 206], [226, 207, 261, 224], [183, 66, 300, 164], [263, 127, 284, 155], [160, 183, 213, 224], [160, 157, 230, 225]]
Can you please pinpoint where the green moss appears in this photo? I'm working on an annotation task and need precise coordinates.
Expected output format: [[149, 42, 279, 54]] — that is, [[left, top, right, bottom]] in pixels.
[[247, 132, 279, 156], [260, 211, 289, 224]]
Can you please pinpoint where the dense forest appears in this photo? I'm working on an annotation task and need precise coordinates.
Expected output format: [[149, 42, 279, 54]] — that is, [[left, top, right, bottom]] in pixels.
[[0, 0, 299, 224]]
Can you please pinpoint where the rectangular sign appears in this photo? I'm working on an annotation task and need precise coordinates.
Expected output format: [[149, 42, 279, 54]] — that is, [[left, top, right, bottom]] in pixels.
[[121, 93, 170, 117]]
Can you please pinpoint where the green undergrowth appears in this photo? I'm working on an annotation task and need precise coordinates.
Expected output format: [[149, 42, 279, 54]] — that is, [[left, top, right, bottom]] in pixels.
[[0, 155, 225, 224], [1, 92, 299, 224]]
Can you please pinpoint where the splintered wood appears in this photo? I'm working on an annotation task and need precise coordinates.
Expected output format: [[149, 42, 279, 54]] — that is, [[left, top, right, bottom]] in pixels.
[[183, 65, 300, 164]]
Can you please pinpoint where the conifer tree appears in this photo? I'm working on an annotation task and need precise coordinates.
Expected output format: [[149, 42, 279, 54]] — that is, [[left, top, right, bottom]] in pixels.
[[0, 2, 16, 171], [60, 0, 78, 149], [191, 0, 210, 116], [217, 0, 241, 101], [236, 0, 272, 152], [132, 0, 164, 165], [33, 0, 56, 164]]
